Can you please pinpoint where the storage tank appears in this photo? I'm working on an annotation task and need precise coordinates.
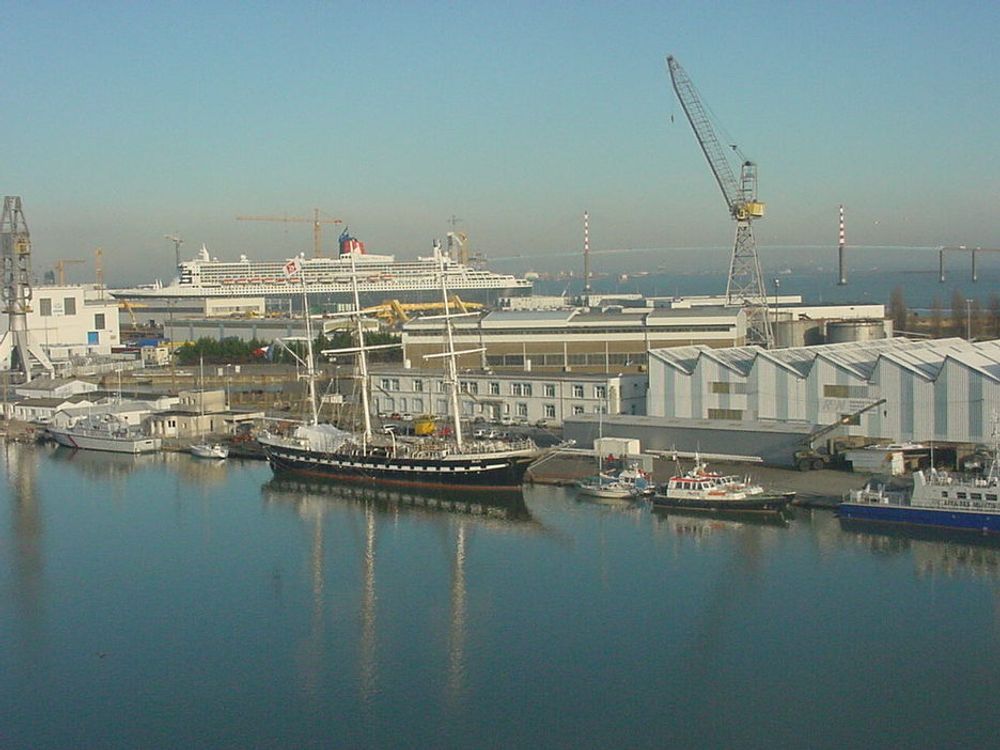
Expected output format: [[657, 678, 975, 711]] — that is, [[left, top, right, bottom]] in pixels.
[[826, 319, 887, 343], [773, 319, 823, 348]]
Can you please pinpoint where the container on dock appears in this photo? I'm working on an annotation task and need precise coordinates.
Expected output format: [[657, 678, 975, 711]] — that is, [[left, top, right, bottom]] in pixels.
[[844, 447, 905, 475]]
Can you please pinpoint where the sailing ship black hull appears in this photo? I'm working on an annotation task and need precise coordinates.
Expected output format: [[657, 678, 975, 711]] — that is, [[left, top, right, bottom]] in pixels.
[[262, 441, 535, 491]]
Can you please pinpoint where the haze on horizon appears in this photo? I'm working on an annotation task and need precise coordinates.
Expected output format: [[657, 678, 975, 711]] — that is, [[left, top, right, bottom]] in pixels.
[[2, 1, 997, 287]]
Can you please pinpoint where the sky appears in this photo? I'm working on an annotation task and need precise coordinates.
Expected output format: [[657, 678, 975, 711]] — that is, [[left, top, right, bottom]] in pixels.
[[1, 1, 998, 286]]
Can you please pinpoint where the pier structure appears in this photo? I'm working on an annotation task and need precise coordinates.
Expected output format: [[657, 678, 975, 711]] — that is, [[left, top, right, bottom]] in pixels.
[[938, 246, 1000, 283]]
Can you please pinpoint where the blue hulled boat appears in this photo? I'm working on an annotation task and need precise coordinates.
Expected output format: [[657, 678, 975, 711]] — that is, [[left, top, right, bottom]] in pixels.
[[838, 455, 1000, 534]]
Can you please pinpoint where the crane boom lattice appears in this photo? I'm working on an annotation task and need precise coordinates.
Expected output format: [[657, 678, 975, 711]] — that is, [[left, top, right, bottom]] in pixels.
[[666, 55, 773, 348], [237, 209, 343, 258]]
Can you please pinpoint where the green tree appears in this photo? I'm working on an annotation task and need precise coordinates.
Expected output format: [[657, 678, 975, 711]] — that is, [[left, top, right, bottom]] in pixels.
[[951, 288, 968, 337], [888, 286, 908, 333], [970, 298, 985, 340], [175, 337, 269, 365], [930, 297, 943, 338]]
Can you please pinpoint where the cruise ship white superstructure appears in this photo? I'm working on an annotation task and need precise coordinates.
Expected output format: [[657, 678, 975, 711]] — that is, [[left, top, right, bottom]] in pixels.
[[112, 235, 531, 308]]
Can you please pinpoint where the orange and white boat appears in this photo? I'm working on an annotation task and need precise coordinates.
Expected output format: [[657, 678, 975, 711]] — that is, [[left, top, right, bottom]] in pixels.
[[652, 456, 793, 513]]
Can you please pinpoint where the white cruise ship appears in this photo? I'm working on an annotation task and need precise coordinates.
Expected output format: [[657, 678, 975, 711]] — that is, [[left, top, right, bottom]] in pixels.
[[112, 232, 532, 308]]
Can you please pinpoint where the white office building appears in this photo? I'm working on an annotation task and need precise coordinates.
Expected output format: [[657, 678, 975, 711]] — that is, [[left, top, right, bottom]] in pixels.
[[0, 284, 121, 361], [367, 367, 647, 426]]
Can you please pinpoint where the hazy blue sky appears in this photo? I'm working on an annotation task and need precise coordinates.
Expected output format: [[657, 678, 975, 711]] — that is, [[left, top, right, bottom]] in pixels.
[[2, 1, 997, 285]]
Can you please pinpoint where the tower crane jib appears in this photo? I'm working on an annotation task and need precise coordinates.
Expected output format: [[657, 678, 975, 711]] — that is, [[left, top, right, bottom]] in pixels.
[[665, 54, 773, 348]]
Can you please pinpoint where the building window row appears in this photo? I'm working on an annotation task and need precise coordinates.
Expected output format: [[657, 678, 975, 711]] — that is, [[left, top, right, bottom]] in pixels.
[[710, 381, 747, 395], [511, 382, 532, 397], [483, 352, 645, 368], [823, 384, 871, 399], [707, 408, 743, 420], [38, 297, 78, 317]]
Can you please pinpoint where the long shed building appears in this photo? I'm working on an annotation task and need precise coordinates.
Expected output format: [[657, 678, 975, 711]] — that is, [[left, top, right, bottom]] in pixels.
[[649, 337, 1000, 445]]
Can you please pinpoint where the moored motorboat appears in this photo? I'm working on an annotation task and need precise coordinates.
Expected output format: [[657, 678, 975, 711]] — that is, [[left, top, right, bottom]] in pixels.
[[48, 414, 161, 455], [651, 457, 794, 513], [608, 463, 655, 497], [838, 452, 1000, 533]]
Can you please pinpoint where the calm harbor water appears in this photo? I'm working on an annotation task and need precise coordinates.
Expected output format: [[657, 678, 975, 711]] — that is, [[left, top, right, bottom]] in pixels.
[[4, 442, 1000, 748]]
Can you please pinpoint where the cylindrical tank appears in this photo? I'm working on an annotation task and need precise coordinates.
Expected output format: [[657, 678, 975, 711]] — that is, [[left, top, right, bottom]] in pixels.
[[773, 319, 823, 348], [826, 319, 887, 344]]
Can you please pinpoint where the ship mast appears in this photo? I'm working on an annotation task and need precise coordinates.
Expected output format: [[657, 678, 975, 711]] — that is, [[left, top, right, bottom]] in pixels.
[[318, 251, 399, 443], [988, 413, 1000, 486], [350, 252, 373, 442], [440, 253, 464, 449], [300, 265, 319, 425], [419, 247, 487, 450]]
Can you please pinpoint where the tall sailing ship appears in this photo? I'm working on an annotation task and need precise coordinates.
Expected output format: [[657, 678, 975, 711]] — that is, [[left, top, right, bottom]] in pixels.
[[112, 229, 532, 308], [257, 252, 544, 491]]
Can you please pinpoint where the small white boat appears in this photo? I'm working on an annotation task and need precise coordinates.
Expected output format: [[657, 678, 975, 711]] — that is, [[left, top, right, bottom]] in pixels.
[[190, 442, 229, 459], [605, 463, 655, 497], [576, 475, 636, 501]]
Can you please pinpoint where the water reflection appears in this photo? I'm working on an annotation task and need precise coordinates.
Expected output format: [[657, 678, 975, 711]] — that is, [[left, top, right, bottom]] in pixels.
[[3, 440, 44, 660], [360, 502, 377, 708], [651, 506, 790, 543], [46, 444, 161, 480], [839, 519, 1000, 580], [262, 476, 533, 524], [261, 477, 536, 712], [447, 522, 467, 703]]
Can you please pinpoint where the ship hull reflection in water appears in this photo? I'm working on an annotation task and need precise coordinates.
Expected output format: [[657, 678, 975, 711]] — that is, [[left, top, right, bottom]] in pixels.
[[652, 506, 791, 536], [839, 518, 1000, 579], [260, 474, 536, 709], [262, 475, 532, 522]]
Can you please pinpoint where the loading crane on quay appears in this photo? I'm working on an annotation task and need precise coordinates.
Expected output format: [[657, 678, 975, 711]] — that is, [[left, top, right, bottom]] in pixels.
[[667, 55, 773, 348]]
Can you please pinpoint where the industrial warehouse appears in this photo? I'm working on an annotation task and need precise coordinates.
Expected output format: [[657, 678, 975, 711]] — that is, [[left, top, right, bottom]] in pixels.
[[562, 337, 1000, 468], [647, 336, 1000, 445]]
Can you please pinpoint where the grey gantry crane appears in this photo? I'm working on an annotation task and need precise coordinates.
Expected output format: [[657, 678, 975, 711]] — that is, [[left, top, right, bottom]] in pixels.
[[666, 55, 773, 348]]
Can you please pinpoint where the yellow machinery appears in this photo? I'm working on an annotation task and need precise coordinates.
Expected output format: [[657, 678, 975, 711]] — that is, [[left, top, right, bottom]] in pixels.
[[118, 300, 148, 329], [360, 296, 484, 326], [413, 415, 437, 436]]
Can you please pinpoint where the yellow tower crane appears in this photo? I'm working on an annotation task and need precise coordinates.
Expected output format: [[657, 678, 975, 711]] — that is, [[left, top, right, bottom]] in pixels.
[[236, 209, 343, 257], [52, 259, 85, 285]]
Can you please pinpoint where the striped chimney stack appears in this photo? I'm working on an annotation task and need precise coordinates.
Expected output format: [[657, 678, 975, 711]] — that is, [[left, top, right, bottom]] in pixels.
[[837, 204, 847, 286], [583, 211, 591, 297]]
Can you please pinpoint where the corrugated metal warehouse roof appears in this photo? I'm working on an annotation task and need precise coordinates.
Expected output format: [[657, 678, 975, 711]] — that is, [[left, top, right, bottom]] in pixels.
[[650, 337, 1000, 383]]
